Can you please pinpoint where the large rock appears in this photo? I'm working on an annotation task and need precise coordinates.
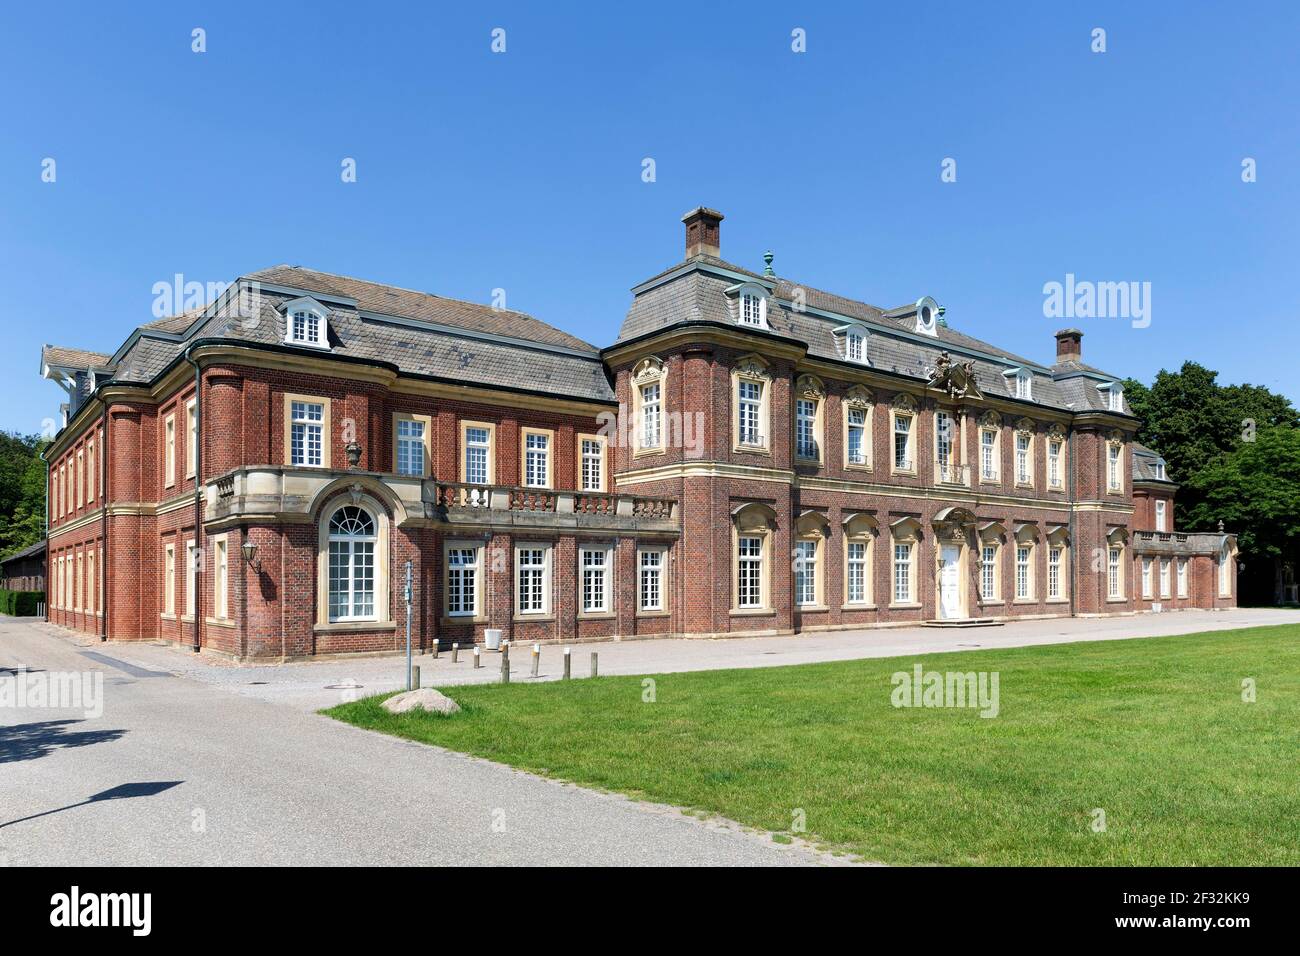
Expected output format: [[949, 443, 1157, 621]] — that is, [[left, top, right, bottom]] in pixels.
[[382, 688, 461, 716]]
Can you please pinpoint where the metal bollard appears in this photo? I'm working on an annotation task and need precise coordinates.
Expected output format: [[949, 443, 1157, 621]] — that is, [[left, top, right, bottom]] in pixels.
[[501, 643, 510, 684], [451, 642, 459, 663], [473, 646, 481, 669], [431, 641, 439, 660], [563, 647, 571, 680], [531, 643, 540, 678], [591, 652, 598, 678]]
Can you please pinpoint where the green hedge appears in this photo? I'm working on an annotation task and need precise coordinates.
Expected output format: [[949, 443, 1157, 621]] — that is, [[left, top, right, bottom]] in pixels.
[[0, 589, 45, 616]]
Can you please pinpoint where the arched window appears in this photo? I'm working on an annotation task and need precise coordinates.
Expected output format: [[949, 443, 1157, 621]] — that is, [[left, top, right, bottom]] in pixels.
[[328, 505, 377, 621]]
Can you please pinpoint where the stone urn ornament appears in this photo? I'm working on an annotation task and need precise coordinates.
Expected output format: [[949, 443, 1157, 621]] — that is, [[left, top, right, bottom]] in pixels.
[[345, 440, 363, 468]]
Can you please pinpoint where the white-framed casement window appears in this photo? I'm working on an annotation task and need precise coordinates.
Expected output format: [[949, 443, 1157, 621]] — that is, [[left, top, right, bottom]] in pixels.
[[163, 544, 176, 616], [1015, 427, 1034, 486], [639, 381, 662, 450], [638, 545, 668, 613], [1107, 437, 1124, 492], [794, 538, 819, 607], [445, 542, 483, 618], [738, 379, 763, 447], [1141, 557, 1154, 599], [1103, 382, 1124, 412], [285, 394, 331, 468], [981, 542, 1000, 601], [841, 325, 869, 364], [631, 356, 667, 454], [164, 413, 177, 487], [1009, 369, 1033, 400], [87, 440, 95, 505], [515, 543, 553, 617], [1154, 460, 1166, 480], [844, 389, 873, 469], [212, 535, 229, 620], [460, 421, 496, 485], [185, 399, 197, 479], [1048, 545, 1065, 600], [521, 428, 554, 488], [579, 544, 613, 614], [1047, 435, 1064, 488], [892, 402, 916, 474], [86, 550, 95, 616], [393, 413, 432, 478], [1160, 558, 1172, 598], [1015, 544, 1034, 600], [935, 410, 956, 482], [737, 289, 768, 328], [1154, 499, 1167, 532], [1108, 545, 1123, 599], [736, 535, 764, 608], [326, 507, 376, 622], [283, 298, 330, 349], [796, 398, 818, 460], [76, 449, 84, 507], [1219, 543, 1232, 597], [1177, 558, 1188, 597], [577, 434, 606, 492], [892, 542, 915, 605], [184, 539, 197, 618], [846, 540, 870, 605], [75, 551, 83, 612]]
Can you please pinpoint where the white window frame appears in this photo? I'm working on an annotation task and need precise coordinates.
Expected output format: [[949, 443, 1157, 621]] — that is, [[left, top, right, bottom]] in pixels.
[[736, 535, 765, 609], [794, 538, 820, 607], [460, 421, 496, 485], [445, 543, 483, 618], [892, 410, 915, 474], [737, 290, 768, 329], [283, 298, 331, 350], [1154, 499, 1167, 533], [393, 413, 431, 478], [184, 539, 197, 619], [185, 398, 197, 479], [1048, 545, 1065, 600], [638, 545, 668, 613], [213, 535, 229, 621], [164, 413, 176, 488], [737, 379, 764, 447], [981, 543, 999, 602], [845, 538, 871, 606], [1160, 558, 1172, 599], [164, 544, 176, 616], [1107, 439, 1124, 492], [892, 542, 915, 605], [1177, 558, 1188, 597], [1141, 557, 1154, 599], [578, 434, 607, 492], [579, 544, 613, 614], [515, 543, 553, 617], [326, 507, 378, 623], [796, 397, 819, 460], [285, 394, 331, 469], [1108, 546, 1123, 599], [1048, 437, 1063, 488], [1015, 544, 1034, 600], [521, 428, 554, 489], [1015, 429, 1034, 486]]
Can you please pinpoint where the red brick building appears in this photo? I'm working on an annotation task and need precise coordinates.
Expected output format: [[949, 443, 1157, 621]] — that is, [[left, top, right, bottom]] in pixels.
[[40, 208, 1238, 659]]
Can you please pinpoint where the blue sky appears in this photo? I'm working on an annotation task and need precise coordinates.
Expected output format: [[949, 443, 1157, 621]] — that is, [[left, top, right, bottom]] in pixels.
[[2, 1, 1296, 433]]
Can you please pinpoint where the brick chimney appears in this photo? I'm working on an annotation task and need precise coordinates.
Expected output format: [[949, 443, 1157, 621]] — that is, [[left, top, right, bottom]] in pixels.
[[682, 207, 723, 258], [1054, 328, 1082, 363]]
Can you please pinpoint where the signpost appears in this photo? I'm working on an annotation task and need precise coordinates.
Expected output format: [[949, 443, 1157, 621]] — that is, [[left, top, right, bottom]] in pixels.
[[404, 560, 413, 690]]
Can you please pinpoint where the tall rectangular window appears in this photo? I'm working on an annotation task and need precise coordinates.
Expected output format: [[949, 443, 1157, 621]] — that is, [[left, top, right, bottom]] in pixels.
[[639, 382, 661, 449], [185, 399, 197, 479], [1048, 546, 1063, 599], [893, 543, 913, 604], [446, 547, 479, 616], [981, 544, 997, 599], [185, 540, 197, 617], [893, 414, 912, 470], [1177, 558, 1188, 597], [1155, 500, 1167, 532], [640, 548, 665, 611], [1048, 439, 1062, 487], [740, 293, 763, 326], [516, 547, 547, 615], [75, 552, 83, 611], [1108, 547, 1122, 599], [87, 441, 95, 504], [846, 407, 866, 465], [846, 541, 868, 604], [291, 401, 324, 467], [935, 411, 953, 476], [214, 538, 229, 620], [580, 438, 604, 491], [1141, 557, 1153, 598], [1108, 443, 1122, 491], [737, 537, 763, 608], [464, 426, 491, 484], [796, 399, 817, 459], [164, 544, 176, 615], [87, 550, 95, 615], [1016, 433, 1031, 484], [981, 430, 997, 480], [77, 450, 84, 506], [1160, 558, 1171, 598], [580, 547, 610, 613], [737, 380, 762, 446], [523, 432, 551, 488], [794, 539, 817, 606], [394, 418, 426, 477], [164, 415, 176, 486], [1016, 545, 1032, 599]]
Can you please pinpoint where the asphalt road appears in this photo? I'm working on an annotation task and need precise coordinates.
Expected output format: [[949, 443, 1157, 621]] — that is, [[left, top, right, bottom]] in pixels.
[[0, 618, 835, 866]]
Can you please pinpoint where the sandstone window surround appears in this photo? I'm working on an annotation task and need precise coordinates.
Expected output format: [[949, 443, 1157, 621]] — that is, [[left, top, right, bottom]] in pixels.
[[1106, 527, 1127, 601], [1106, 431, 1125, 493], [1046, 424, 1066, 490], [978, 410, 1001, 483], [731, 355, 772, 453], [731, 502, 777, 614], [459, 420, 496, 486], [210, 533, 231, 625], [890, 393, 918, 476], [630, 356, 667, 455], [976, 521, 1006, 604], [794, 374, 825, 464], [520, 427, 555, 489], [163, 544, 176, 618], [637, 543, 670, 615], [392, 411, 433, 478], [579, 543, 614, 616], [842, 512, 879, 608], [934, 407, 960, 484], [577, 433, 607, 492], [514, 541, 554, 620], [1045, 524, 1070, 603], [889, 516, 922, 606], [1013, 522, 1040, 602], [284, 393, 332, 469], [444, 539, 486, 622], [843, 385, 873, 471], [185, 398, 198, 479], [1014, 419, 1036, 489], [794, 510, 830, 610], [164, 413, 177, 488]]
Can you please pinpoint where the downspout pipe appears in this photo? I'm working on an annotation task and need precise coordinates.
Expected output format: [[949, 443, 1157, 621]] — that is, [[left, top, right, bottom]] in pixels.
[[38, 444, 49, 621], [184, 345, 203, 653], [1067, 427, 1077, 617], [99, 400, 108, 641]]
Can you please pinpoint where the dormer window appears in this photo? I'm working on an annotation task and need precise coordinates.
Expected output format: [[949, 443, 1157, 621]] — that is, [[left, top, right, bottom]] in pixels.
[[282, 297, 331, 350], [914, 296, 940, 337], [836, 324, 869, 364], [1155, 460, 1166, 480], [1107, 383, 1124, 412], [740, 292, 765, 327], [1004, 368, 1033, 400]]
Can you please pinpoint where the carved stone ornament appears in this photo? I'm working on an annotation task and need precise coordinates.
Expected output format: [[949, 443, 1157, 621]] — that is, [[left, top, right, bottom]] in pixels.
[[734, 354, 771, 381], [844, 385, 873, 409], [925, 350, 983, 401], [795, 374, 825, 399], [891, 392, 918, 412], [631, 356, 665, 385]]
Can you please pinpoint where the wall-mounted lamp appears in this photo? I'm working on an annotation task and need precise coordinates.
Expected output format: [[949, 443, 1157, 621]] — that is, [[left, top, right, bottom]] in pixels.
[[242, 540, 260, 570]]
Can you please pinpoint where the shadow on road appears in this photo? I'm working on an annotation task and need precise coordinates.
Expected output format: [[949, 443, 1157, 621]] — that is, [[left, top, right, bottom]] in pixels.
[[0, 781, 183, 830], [0, 719, 126, 764]]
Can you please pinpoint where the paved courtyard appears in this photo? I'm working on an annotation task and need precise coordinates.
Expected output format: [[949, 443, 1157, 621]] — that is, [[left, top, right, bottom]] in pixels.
[[30, 607, 1300, 712]]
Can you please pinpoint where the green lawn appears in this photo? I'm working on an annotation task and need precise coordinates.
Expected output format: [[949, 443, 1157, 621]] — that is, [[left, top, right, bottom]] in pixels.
[[324, 625, 1300, 865]]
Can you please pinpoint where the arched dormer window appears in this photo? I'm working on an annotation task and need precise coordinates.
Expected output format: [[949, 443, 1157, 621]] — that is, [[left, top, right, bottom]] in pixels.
[[729, 282, 770, 330], [283, 296, 331, 350], [835, 323, 870, 364], [914, 296, 940, 337], [1098, 381, 1124, 412]]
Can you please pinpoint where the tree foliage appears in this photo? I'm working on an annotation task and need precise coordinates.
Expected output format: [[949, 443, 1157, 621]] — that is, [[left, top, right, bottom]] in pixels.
[[0, 432, 48, 558]]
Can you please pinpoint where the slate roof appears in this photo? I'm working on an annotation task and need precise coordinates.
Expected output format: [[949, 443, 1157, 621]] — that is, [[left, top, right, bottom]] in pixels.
[[616, 255, 1133, 416], [56, 266, 615, 405], [1132, 441, 1175, 484], [41, 345, 113, 372]]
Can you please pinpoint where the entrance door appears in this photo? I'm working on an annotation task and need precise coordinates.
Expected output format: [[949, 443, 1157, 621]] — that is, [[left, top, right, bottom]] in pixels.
[[939, 545, 962, 619]]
